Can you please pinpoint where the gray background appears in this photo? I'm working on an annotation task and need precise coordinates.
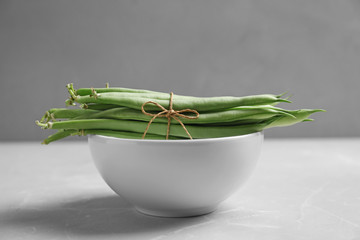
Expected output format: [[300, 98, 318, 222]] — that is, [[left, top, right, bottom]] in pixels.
[[1, 0, 359, 141]]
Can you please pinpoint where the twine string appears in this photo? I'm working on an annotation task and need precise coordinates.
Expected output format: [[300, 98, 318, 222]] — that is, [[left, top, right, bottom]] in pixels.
[[141, 92, 199, 140]]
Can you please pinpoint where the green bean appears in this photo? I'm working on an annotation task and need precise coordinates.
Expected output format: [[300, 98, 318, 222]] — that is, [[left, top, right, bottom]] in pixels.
[[41, 128, 180, 144], [40, 128, 181, 144], [76, 87, 159, 96], [199, 116, 277, 126], [76, 87, 289, 103], [73, 92, 290, 112], [76, 106, 292, 125], [42, 108, 100, 122], [75, 129, 184, 140], [67, 83, 172, 100], [41, 129, 78, 144], [81, 104, 123, 110], [42, 118, 274, 139]]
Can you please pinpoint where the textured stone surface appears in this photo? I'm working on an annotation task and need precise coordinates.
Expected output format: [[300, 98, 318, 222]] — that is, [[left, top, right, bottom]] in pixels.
[[1, 138, 359, 239]]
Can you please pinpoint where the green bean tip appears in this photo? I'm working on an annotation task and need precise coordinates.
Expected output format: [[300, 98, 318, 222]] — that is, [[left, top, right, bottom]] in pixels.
[[276, 92, 288, 98], [307, 109, 326, 113], [278, 98, 292, 103]]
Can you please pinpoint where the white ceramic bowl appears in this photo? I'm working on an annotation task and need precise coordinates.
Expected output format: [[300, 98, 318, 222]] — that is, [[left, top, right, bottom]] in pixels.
[[88, 132, 263, 217]]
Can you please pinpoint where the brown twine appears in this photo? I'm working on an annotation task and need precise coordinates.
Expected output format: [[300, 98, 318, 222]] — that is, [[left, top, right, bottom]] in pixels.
[[141, 92, 199, 140]]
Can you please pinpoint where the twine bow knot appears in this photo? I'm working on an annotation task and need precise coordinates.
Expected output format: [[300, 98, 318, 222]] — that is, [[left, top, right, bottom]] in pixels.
[[141, 92, 199, 140]]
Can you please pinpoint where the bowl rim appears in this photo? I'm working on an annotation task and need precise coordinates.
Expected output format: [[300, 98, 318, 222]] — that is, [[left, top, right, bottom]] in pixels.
[[88, 131, 263, 144]]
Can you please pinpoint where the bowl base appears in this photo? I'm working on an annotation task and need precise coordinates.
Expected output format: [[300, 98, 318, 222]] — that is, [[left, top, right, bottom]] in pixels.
[[135, 205, 217, 218]]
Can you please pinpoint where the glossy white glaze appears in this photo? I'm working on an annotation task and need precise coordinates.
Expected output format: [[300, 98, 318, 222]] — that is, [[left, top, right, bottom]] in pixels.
[[88, 133, 264, 217]]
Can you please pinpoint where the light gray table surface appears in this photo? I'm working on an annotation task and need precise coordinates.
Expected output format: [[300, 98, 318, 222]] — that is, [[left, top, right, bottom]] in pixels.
[[0, 138, 359, 240]]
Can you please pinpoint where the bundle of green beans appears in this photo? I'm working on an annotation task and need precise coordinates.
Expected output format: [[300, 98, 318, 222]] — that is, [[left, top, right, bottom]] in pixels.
[[35, 83, 324, 144]]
